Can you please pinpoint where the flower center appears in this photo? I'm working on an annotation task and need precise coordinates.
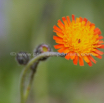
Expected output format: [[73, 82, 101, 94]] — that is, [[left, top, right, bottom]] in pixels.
[[62, 20, 99, 54]]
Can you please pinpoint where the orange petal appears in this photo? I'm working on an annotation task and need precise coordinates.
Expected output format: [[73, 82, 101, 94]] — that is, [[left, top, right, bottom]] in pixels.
[[57, 20, 64, 29], [72, 14, 75, 20], [83, 18, 88, 23], [79, 17, 83, 22], [87, 55, 96, 63], [94, 44, 101, 48], [91, 52, 98, 56], [98, 36, 103, 40], [63, 48, 70, 53], [94, 28, 101, 35], [83, 56, 90, 63], [73, 55, 78, 65], [90, 23, 95, 27], [53, 30, 64, 38], [66, 16, 71, 24], [70, 52, 76, 60], [65, 53, 71, 60], [79, 56, 84, 66], [53, 36, 63, 44], [54, 44, 64, 49], [76, 18, 80, 23], [55, 41, 63, 44], [62, 17, 68, 26], [58, 47, 69, 53], [98, 45, 104, 48], [98, 40, 104, 44], [58, 48, 65, 53], [53, 36, 62, 40], [90, 24, 95, 30], [96, 55, 102, 59], [86, 21, 91, 26], [94, 49, 103, 55], [88, 61, 92, 66], [53, 25, 62, 32], [62, 17, 66, 21]]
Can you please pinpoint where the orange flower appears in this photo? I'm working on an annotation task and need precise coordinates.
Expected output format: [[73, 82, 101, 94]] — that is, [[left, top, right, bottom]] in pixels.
[[53, 14, 104, 66]]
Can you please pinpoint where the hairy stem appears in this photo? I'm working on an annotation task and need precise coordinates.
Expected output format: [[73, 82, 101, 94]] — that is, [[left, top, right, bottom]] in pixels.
[[24, 61, 39, 102], [20, 52, 65, 103]]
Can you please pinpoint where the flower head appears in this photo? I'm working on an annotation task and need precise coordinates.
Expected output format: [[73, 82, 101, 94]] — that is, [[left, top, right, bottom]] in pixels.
[[53, 14, 104, 66]]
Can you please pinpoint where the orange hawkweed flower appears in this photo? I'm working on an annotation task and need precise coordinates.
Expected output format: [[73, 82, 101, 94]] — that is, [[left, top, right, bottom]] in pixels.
[[53, 14, 104, 66]]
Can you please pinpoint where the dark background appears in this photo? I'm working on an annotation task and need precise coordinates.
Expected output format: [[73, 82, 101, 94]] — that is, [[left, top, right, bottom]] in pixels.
[[1, 0, 104, 103]]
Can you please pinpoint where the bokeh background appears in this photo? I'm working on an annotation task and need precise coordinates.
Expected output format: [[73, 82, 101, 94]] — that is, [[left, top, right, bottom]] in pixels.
[[1, 0, 104, 103]]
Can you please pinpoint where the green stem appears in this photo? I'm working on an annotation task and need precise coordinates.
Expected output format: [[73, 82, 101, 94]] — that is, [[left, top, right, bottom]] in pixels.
[[20, 66, 28, 103], [24, 61, 39, 102], [20, 52, 65, 103]]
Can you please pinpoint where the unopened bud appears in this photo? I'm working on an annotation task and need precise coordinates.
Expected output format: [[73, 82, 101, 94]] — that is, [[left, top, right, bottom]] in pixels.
[[16, 52, 30, 65], [34, 44, 52, 61]]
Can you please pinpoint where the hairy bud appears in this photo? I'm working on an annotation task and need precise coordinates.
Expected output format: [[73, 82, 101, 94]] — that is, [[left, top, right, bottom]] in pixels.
[[34, 44, 52, 61], [16, 52, 30, 65]]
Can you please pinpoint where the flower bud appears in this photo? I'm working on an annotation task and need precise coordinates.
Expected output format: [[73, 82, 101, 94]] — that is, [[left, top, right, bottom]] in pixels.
[[34, 44, 52, 61], [16, 52, 30, 65]]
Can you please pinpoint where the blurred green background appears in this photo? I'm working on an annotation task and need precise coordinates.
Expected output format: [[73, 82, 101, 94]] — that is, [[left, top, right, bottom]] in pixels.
[[1, 0, 104, 103]]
